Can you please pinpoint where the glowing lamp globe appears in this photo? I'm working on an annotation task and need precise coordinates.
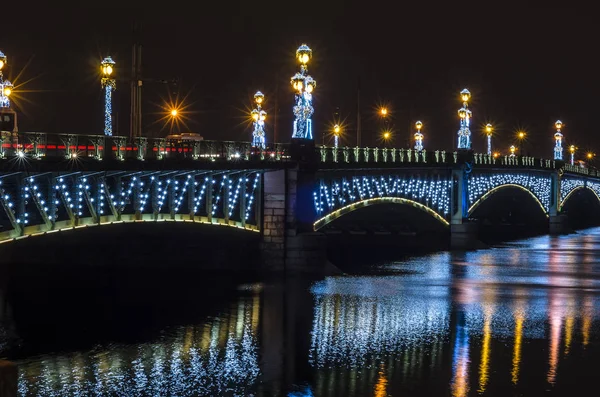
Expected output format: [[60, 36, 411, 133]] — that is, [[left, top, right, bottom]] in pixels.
[[460, 88, 471, 102], [415, 121, 423, 130], [254, 91, 264, 105], [334, 124, 340, 134], [251, 109, 259, 121], [305, 76, 316, 93], [570, 145, 575, 153], [0, 50, 6, 70], [101, 56, 115, 77], [291, 73, 305, 91], [458, 108, 467, 119], [170, 109, 178, 117], [3, 81, 12, 97], [259, 110, 267, 121], [296, 44, 312, 65], [555, 120, 563, 130], [485, 123, 492, 134]]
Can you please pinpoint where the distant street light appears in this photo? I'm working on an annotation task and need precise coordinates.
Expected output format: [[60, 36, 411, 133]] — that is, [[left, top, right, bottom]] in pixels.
[[485, 123, 493, 155], [170, 108, 178, 117], [251, 91, 267, 150], [291, 44, 316, 140], [414, 121, 424, 151], [382, 131, 391, 147], [569, 145, 576, 165], [510, 145, 516, 157], [100, 57, 116, 136], [457, 89, 472, 150], [553, 120, 563, 160]]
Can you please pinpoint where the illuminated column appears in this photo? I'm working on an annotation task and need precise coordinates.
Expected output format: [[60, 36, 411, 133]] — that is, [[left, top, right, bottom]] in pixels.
[[414, 121, 424, 151], [485, 124, 493, 155], [553, 120, 563, 160], [569, 145, 575, 166], [0, 50, 14, 109], [333, 124, 340, 148], [510, 145, 516, 157], [457, 89, 472, 150], [291, 44, 316, 140], [100, 57, 116, 136], [251, 91, 267, 149]]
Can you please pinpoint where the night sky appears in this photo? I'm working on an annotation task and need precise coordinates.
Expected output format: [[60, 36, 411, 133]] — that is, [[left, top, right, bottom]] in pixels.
[[2, 5, 597, 157]]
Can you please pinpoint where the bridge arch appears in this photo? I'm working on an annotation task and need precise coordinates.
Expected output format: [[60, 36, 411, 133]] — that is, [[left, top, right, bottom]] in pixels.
[[0, 215, 259, 245], [467, 173, 552, 218], [313, 197, 450, 231], [467, 183, 549, 218], [559, 178, 600, 210]]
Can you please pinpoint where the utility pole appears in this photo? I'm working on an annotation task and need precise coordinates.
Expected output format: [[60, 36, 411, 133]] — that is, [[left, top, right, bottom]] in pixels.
[[356, 77, 361, 147], [273, 77, 278, 145], [130, 21, 142, 140]]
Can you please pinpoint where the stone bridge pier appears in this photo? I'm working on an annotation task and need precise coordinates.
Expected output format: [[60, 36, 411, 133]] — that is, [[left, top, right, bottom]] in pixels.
[[260, 167, 328, 273]]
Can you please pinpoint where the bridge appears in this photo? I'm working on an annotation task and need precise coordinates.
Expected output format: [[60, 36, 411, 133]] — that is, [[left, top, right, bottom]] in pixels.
[[1, 131, 599, 271]]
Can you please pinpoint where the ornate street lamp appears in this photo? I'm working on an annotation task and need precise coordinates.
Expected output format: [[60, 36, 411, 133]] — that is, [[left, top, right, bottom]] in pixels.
[[414, 120, 424, 151], [554, 120, 563, 160], [569, 145, 575, 165], [100, 57, 116, 136], [251, 91, 267, 149], [0, 50, 14, 109], [291, 44, 316, 140], [333, 124, 341, 148], [485, 123, 493, 155], [457, 89, 472, 150]]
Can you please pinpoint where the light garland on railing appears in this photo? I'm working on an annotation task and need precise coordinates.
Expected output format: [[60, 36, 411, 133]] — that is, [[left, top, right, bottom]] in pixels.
[[245, 173, 260, 221]]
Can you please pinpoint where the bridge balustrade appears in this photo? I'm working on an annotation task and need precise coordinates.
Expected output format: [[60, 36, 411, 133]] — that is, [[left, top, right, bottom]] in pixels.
[[0, 132, 291, 163]]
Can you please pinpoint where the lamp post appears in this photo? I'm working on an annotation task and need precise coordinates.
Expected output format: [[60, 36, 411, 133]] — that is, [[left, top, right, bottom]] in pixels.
[[517, 131, 526, 155], [0, 50, 13, 109], [291, 44, 316, 140], [553, 120, 563, 160], [333, 124, 340, 148], [510, 145, 516, 157], [569, 145, 575, 166], [251, 91, 267, 150], [485, 123, 493, 155], [101, 57, 116, 136], [457, 89, 472, 150], [414, 120, 424, 151]]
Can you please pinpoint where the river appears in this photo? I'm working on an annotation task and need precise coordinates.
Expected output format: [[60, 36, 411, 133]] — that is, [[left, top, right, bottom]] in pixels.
[[2, 228, 600, 396]]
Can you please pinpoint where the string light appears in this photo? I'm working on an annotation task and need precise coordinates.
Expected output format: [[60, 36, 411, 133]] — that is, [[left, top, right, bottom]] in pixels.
[[314, 175, 452, 219]]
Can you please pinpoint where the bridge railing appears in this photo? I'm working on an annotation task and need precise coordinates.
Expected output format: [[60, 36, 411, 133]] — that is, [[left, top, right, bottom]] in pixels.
[[563, 163, 600, 176], [0, 132, 292, 162], [317, 146, 459, 165]]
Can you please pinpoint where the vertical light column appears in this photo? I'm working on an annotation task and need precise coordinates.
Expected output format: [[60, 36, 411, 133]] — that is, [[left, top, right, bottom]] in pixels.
[[100, 57, 116, 136], [291, 44, 316, 140], [457, 89, 472, 150], [333, 124, 340, 148]]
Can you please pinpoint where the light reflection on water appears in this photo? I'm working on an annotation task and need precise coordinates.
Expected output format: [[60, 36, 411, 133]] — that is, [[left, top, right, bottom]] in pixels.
[[5, 229, 600, 396], [307, 231, 600, 396], [14, 294, 261, 397]]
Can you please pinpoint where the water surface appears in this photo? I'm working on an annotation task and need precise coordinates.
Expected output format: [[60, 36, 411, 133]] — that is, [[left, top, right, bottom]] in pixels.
[[2, 229, 600, 396]]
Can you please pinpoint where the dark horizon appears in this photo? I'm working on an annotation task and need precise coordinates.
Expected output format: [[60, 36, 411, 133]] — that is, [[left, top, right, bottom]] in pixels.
[[2, 6, 597, 158]]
